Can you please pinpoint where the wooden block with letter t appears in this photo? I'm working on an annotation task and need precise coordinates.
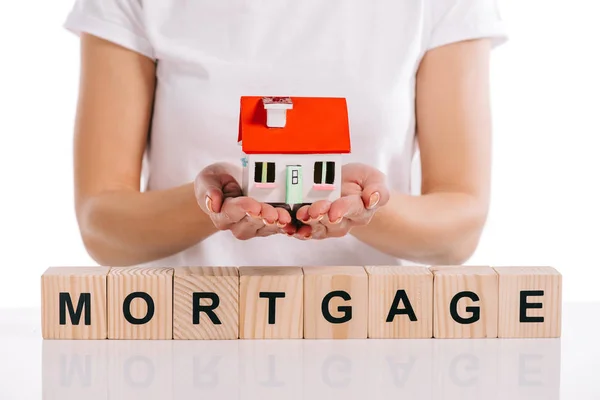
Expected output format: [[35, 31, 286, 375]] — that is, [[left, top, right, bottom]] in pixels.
[[366, 266, 433, 338], [173, 266, 239, 340], [239, 266, 303, 339], [431, 266, 498, 338], [494, 266, 562, 338], [303, 266, 368, 339], [41, 267, 110, 339], [108, 267, 173, 340]]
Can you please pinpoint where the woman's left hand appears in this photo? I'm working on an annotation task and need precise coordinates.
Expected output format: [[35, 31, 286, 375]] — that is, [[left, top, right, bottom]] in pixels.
[[294, 163, 390, 239]]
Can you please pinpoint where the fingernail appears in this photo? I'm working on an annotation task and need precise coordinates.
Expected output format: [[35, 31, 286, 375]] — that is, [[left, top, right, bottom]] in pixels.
[[246, 212, 259, 219], [277, 222, 287, 228], [332, 216, 344, 224], [368, 192, 381, 209], [315, 214, 324, 222], [262, 218, 275, 226], [304, 234, 312, 240], [205, 196, 214, 213]]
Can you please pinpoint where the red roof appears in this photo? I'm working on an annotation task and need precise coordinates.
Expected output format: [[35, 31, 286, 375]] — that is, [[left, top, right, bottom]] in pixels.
[[238, 96, 351, 154]]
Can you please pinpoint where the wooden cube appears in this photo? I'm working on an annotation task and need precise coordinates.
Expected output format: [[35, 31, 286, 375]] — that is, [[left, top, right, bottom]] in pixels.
[[494, 267, 562, 338], [41, 266, 110, 339], [239, 266, 303, 339], [173, 267, 239, 340], [303, 266, 368, 339], [366, 266, 433, 338], [431, 266, 498, 338], [108, 267, 173, 340]]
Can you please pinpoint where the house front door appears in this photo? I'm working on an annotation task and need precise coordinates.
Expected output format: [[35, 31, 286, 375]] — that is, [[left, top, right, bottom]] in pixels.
[[286, 165, 303, 206]]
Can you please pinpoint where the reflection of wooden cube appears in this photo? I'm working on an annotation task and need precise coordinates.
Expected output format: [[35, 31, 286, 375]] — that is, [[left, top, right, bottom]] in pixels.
[[108, 267, 173, 340], [431, 266, 498, 338], [303, 266, 368, 339], [366, 266, 433, 338], [173, 267, 239, 340], [239, 266, 303, 339], [494, 267, 562, 338], [41, 267, 110, 339]]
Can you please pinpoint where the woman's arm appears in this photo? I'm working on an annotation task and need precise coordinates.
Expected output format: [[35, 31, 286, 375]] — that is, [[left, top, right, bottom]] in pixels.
[[350, 38, 493, 264], [74, 34, 218, 266]]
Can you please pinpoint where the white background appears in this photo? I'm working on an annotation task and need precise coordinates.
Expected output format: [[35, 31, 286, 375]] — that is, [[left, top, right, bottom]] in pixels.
[[0, 0, 598, 308]]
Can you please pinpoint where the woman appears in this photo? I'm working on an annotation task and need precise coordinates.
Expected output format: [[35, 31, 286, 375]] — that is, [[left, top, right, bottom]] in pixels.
[[64, 0, 507, 268]]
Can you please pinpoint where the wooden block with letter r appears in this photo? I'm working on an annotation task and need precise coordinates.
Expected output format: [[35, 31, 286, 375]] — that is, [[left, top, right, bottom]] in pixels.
[[494, 266, 562, 338], [303, 266, 368, 339], [41, 266, 110, 339], [108, 267, 173, 340], [239, 266, 303, 339], [431, 266, 498, 338], [173, 266, 239, 340], [366, 266, 433, 338]]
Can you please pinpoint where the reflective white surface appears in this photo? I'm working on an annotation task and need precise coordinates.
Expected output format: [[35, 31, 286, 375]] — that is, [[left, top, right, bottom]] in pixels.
[[0, 303, 598, 399]]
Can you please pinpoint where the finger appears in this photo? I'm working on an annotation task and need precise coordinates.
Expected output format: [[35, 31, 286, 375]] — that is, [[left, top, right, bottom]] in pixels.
[[319, 214, 350, 238], [327, 195, 364, 223], [260, 203, 279, 226], [296, 200, 331, 225], [218, 197, 262, 224], [275, 207, 293, 228], [230, 214, 266, 240], [195, 166, 242, 213], [294, 224, 313, 240]]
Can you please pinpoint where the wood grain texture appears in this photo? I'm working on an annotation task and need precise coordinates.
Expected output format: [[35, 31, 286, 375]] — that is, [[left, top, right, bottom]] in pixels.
[[494, 266, 562, 338], [107, 267, 173, 340], [431, 266, 498, 338], [41, 267, 110, 339], [239, 266, 303, 339], [173, 267, 239, 340], [303, 266, 368, 339], [366, 266, 433, 338]]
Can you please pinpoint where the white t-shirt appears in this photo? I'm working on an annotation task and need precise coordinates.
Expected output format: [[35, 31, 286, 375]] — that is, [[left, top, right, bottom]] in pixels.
[[64, 0, 507, 267]]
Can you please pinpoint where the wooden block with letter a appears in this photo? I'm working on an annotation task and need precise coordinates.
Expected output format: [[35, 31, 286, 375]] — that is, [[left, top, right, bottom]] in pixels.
[[303, 266, 368, 339], [41, 266, 110, 339], [494, 266, 562, 338], [239, 266, 303, 339], [108, 267, 173, 340], [173, 266, 239, 340], [366, 266, 433, 338], [431, 266, 498, 338]]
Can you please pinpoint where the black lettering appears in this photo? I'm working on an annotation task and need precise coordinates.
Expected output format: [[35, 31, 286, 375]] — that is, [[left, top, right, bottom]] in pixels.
[[193, 293, 221, 325], [322, 290, 352, 323], [386, 290, 417, 322], [520, 290, 544, 323], [259, 292, 285, 324], [450, 291, 480, 324], [59, 292, 91, 326], [123, 292, 155, 325]]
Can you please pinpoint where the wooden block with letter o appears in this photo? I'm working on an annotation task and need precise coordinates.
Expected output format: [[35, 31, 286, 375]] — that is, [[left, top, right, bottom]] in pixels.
[[173, 266, 239, 340], [366, 266, 433, 338], [431, 266, 498, 338], [239, 266, 303, 339], [303, 266, 368, 339], [108, 267, 173, 340], [41, 267, 110, 339], [494, 266, 562, 338]]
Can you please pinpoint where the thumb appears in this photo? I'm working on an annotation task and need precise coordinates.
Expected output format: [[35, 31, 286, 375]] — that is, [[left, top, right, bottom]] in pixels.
[[194, 164, 242, 213]]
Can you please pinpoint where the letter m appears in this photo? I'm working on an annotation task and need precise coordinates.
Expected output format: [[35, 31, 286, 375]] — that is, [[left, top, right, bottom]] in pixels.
[[59, 293, 91, 326]]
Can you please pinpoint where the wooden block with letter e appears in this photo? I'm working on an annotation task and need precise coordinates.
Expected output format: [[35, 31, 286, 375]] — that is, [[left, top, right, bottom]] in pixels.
[[239, 266, 303, 339], [494, 266, 562, 338], [108, 267, 173, 340], [366, 266, 433, 338], [173, 266, 239, 340], [431, 266, 498, 338], [303, 266, 368, 339], [41, 266, 110, 339]]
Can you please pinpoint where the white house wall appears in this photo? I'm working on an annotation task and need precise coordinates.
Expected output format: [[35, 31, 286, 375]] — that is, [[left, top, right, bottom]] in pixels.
[[242, 153, 343, 205]]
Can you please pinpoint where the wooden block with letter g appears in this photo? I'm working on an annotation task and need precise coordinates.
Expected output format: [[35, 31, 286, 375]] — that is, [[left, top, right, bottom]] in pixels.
[[431, 266, 498, 338], [173, 266, 239, 340], [303, 266, 368, 339], [239, 266, 303, 339], [108, 267, 173, 340], [41, 266, 110, 339], [494, 266, 562, 338], [366, 266, 433, 338]]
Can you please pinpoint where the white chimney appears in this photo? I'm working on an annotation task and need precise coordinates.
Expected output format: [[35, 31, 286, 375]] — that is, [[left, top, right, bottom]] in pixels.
[[262, 97, 293, 128]]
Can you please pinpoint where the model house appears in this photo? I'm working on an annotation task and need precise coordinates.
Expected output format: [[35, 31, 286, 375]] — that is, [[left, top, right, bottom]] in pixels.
[[238, 96, 351, 209]]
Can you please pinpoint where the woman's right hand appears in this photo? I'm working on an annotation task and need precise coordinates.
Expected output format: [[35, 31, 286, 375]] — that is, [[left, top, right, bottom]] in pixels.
[[194, 162, 296, 240]]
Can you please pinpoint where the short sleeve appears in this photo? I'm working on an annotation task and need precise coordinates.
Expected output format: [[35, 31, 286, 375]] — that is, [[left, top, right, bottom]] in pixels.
[[427, 0, 508, 50], [63, 0, 155, 60]]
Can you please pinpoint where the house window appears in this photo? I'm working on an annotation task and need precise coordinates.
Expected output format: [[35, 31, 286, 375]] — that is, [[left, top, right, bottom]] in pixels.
[[254, 162, 276, 183], [314, 161, 335, 185], [292, 169, 299, 185]]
